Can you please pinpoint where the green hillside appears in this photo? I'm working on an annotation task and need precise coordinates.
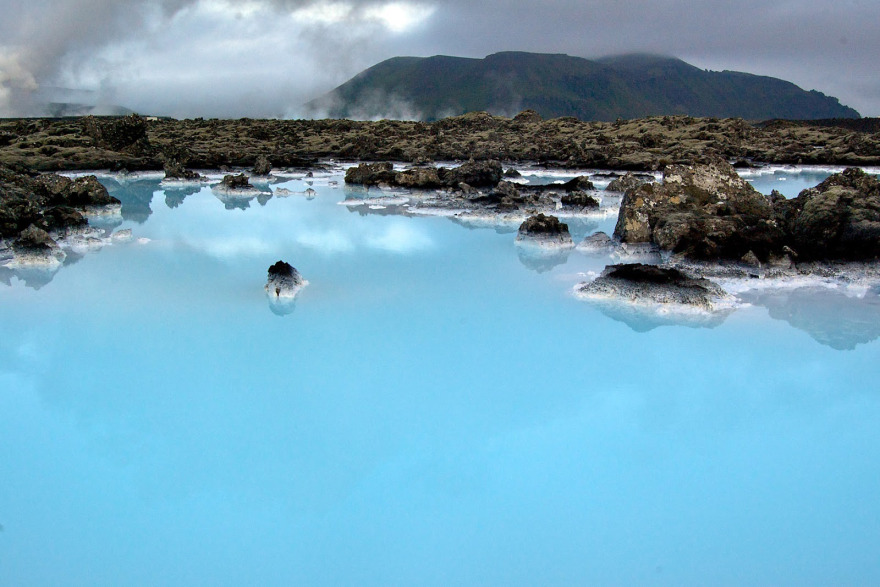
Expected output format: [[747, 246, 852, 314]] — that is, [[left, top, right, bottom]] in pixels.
[[305, 52, 859, 121]]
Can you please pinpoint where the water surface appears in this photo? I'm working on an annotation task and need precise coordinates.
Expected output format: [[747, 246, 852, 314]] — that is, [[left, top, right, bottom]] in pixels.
[[2, 167, 879, 585]]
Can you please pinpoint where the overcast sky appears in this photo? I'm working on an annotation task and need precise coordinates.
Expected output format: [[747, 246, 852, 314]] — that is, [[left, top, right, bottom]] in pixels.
[[1, 0, 878, 118]]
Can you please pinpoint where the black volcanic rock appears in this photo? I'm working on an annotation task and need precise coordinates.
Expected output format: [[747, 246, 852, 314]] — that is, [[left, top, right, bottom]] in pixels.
[[560, 191, 599, 209], [82, 114, 150, 152], [442, 160, 503, 188], [577, 263, 728, 310], [1, 167, 117, 238], [777, 168, 880, 261], [252, 155, 272, 176], [345, 162, 396, 186], [14, 224, 58, 253], [614, 158, 784, 261], [265, 260, 305, 297], [221, 173, 252, 190], [606, 172, 650, 192], [516, 213, 574, 247], [164, 159, 201, 181]]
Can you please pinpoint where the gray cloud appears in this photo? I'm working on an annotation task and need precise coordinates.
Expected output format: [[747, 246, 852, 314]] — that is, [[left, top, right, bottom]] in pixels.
[[1, 0, 878, 118]]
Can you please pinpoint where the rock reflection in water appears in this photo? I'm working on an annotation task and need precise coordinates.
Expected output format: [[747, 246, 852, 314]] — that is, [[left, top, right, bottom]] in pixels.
[[104, 178, 159, 224], [516, 245, 571, 273], [590, 299, 733, 332], [164, 185, 202, 209], [741, 286, 880, 350], [268, 297, 297, 316]]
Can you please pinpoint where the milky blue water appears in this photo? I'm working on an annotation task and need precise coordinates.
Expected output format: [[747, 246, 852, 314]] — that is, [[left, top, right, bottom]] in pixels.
[[2, 166, 880, 585]]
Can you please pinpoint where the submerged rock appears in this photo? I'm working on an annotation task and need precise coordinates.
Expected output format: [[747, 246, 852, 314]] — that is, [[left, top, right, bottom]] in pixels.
[[265, 260, 306, 298], [576, 263, 730, 311], [578, 231, 614, 252], [515, 214, 574, 248]]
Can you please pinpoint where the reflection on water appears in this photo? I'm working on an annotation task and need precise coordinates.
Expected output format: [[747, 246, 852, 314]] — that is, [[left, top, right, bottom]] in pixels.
[[516, 245, 571, 273], [741, 286, 880, 350], [588, 298, 732, 332], [104, 177, 158, 223], [164, 185, 201, 209]]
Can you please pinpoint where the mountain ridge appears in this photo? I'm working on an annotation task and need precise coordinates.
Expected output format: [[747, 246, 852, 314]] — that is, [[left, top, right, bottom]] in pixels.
[[305, 51, 860, 122]]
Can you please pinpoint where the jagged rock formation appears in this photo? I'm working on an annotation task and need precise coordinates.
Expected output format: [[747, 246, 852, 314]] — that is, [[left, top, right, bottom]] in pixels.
[[614, 158, 785, 261], [1, 166, 119, 239], [614, 159, 880, 263], [775, 168, 880, 261]]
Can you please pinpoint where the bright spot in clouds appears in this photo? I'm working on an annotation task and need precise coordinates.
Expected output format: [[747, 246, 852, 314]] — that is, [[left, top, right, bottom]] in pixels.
[[364, 2, 436, 33], [291, 1, 353, 24]]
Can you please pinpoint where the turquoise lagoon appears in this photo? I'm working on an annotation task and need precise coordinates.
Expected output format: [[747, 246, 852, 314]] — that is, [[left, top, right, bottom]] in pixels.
[[2, 165, 880, 585]]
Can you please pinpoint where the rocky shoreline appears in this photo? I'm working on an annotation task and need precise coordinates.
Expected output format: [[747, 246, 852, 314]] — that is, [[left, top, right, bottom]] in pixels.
[[2, 112, 880, 173], [2, 112, 880, 322]]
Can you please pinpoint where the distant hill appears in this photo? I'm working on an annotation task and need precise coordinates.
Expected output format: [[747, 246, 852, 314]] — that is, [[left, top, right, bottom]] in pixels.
[[305, 52, 860, 122]]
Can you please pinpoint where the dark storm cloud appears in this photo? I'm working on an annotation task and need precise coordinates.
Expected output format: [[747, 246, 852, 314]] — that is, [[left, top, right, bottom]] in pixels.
[[1, 0, 878, 117]]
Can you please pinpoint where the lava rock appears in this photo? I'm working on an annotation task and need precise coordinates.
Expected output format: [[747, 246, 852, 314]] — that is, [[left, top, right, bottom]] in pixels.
[[560, 191, 600, 209], [614, 158, 783, 261], [443, 159, 503, 188], [516, 213, 574, 247], [576, 263, 729, 310], [344, 162, 396, 186], [163, 159, 201, 181], [394, 166, 444, 189], [221, 173, 252, 190], [265, 260, 306, 298], [558, 176, 595, 192], [579, 231, 614, 251], [606, 172, 650, 192], [252, 155, 272, 176], [777, 167, 880, 261]]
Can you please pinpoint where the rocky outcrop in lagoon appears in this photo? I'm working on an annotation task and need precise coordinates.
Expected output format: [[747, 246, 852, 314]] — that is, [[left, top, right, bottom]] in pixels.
[[1, 166, 120, 241], [515, 214, 574, 248], [776, 167, 880, 261], [614, 159, 880, 265], [345, 160, 504, 189], [265, 260, 306, 298], [576, 263, 731, 312]]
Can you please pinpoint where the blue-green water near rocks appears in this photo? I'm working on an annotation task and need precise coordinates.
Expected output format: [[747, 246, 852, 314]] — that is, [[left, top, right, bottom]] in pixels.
[[1, 166, 879, 585]]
